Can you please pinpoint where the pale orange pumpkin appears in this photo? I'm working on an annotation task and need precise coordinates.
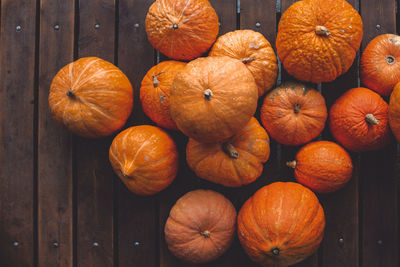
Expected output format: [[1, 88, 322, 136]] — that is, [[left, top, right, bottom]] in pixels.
[[389, 82, 400, 143]]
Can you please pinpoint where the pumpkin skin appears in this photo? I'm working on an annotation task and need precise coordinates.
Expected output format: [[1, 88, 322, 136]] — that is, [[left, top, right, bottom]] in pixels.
[[186, 117, 270, 187], [164, 189, 237, 264], [170, 56, 258, 143], [329, 87, 391, 152], [210, 29, 278, 96], [238, 182, 325, 266], [109, 125, 178, 196], [260, 82, 327, 146], [140, 61, 186, 130], [49, 57, 133, 138], [145, 0, 219, 60], [388, 83, 400, 143], [361, 34, 400, 96], [276, 0, 363, 83], [287, 141, 353, 193]]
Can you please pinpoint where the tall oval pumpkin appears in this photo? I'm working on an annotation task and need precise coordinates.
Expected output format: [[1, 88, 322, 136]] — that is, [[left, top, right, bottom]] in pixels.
[[389, 83, 400, 143]]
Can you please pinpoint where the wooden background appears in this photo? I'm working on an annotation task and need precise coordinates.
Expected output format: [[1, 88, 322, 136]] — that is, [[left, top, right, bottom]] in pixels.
[[0, 0, 399, 266]]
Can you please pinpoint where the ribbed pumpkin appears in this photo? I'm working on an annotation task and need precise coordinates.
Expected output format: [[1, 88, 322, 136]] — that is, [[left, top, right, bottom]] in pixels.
[[140, 61, 186, 130], [276, 0, 363, 83], [260, 82, 327, 146], [389, 83, 400, 143], [145, 0, 219, 60], [49, 57, 133, 138], [238, 182, 325, 266], [186, 117, 270, 187], [361, 34, 400, 96], [210, 29, 278, 96], [329, 87, 391, 152], [170, 56, 258, 143], [165, 189, 237, 264], [109, 125, 178, 196], [287, 141, 353, 193]]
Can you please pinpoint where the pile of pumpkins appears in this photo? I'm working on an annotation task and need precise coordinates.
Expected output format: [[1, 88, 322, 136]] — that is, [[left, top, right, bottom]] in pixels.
[[47, 0, 400, 265]]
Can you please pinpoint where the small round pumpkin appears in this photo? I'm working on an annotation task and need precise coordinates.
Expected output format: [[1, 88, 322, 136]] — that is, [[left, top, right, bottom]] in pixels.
[[164, 189, 237, 264], [170, 56, 258, 143], [209, 29, 278, 96], [287, 141, 353, 193], [388, 83, 400, 143], [140, 61, 186, 130], [360, 34, 400, 96], [49, 57, 133, 138], [145, 0, 219, 60], [238, 182, 325, 266], [276, 0, 363, 83], [260, 82, 327, 146], [109, 125, 178, 196], [329, 87, 391, 152], [186, 117, 270, 187]]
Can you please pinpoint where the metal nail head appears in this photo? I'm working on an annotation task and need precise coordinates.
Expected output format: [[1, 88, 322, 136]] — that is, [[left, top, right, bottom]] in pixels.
[[94, 24, 100, 29], [54, 25, 60, 30], [93, 242, 99, 247], [16, 25, 22, 32], [52, 242, 59, 248], [377, 240, 383, 245], [13, 241, 19, 247], [338, 237, 344, 244], [255, 22, 261, 28], [134, 241, 140, 247], [134, 23, 139, 28], [376, 24, 381, 30]]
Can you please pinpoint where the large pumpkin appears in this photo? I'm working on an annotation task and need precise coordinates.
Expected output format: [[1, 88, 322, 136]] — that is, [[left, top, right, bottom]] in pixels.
[[276, 0, 363, 83], [361, 34, 400, 96], [260, 82, 327, 146], [238, 182, 325, 266], [186, 117, 270, 187], [49, 57, 133, 138], [170, 56, 258, 143], [329, 87, 391, 152], [109, 125, 178, 195], [140, 61, 186, 130], [210, 29, 278, 96], [389, 83, 400, 143], [145, 0, 219, 60], [287, 141, 353, 193], [164, 189, 237, 264]]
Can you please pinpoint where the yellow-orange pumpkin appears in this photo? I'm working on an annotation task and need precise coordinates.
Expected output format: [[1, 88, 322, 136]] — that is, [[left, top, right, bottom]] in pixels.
[[49, 57, 133, 138], [109, 125, 178, 196], [238, 182, 325, 266], [388, 83, 400, 143]]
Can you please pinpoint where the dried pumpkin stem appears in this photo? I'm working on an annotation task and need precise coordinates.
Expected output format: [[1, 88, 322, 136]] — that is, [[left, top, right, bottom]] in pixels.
[[294, 103, 301, 114], [172, 23, 178, 29], [203, 89, 213, 100], [223, 143, 239, 159], [286, 160, 297, 169], [315, 25, 330, 36], [66, 89, 75, 97], [241, 57, 256, 64], [386, 55, 396, 65], [271, 248, 280, 256], [152, 71, 165, 87], [122, 173, 132, 179], [365, 113, 379, 125], [200, 230, 210, 238]]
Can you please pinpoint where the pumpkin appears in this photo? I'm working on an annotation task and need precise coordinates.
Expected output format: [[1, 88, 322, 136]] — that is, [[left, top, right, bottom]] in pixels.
[[49, 57, 133, 138], [164, 189, 237, 264], [209, 29, 278, 97], [186, 117, 270, 187], [260, 82, 327, 146], [276, 0, 363, 83], [145, 0, 219, 60], [109, 125, 178, 195], [329, 87, 391, 152], [170, 56, 258, 143], [237, 182, 325, 266], [140, 61, 186, 130], [287, 141, 353, 193], [360, 34, 400, 96], [388, 83, 400, 143]]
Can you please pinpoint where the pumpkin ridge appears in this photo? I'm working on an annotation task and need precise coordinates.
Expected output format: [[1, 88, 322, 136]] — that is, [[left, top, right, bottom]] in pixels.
[[76, 97, 116, 121], [191, 146, 220, 172], [123, 139, 152, 175], [229, 158, 246, 186], [320, 37, 341, 77], [74, 69, 121, 92], [249, 196, 273, 246], [279, 32, 315, 63], [70, 57, 101, 89], [134, 153, 177, 175], [168, 215, 199, 232], [295, 167, 347, 184]]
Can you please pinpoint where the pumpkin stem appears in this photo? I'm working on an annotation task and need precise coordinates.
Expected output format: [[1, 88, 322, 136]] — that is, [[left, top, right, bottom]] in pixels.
[[200, 230, 210, 238], [271, 248, 280, 256], [223, 143, 239, 159], [66, 89, 75, 97], [203, 89, 213, 100], [241, 57, 256, 64], [294, 103, 301, 114], [315, 25, 330, 36], [286, 160, 297, 169], [386, 55, 396, 65], [152, 71, 165, 87], [172, 23, 178, 30], [365, 113, 379, 125]]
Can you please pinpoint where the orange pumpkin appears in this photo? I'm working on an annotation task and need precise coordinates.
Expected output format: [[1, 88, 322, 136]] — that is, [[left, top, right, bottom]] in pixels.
[[276, 0, 363, 83], [140, 61, 186, 130], [210, 29, 278, 96], [145, 0, 219, 60], [109, 125, 178, 196], [388, 83, 400, 143], [287, 141, 353, 193], [361, 34, 400, 96], [238, 182, 325, 266], [260, 82, 327, 146], [49, 57, 133, 138], [186, 117, 270, 187], [164, 189, 237, 264], [170, 56, 258, 143], [329, 87, 391, 152]]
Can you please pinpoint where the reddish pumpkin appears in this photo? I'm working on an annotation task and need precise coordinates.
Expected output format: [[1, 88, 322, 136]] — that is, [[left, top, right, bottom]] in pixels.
[[329, 87, 391, 152], [389, 83, 400, 143], [238, 182, 325, 266], [165, 189, 237, 264]]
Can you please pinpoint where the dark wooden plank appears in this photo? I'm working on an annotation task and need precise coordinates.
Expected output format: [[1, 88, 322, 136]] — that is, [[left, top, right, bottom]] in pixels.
[[76, 1, 116, 266], [0, 1, 37, 266], [117, 0, 157, 266], [38, 0, 75, 266]]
